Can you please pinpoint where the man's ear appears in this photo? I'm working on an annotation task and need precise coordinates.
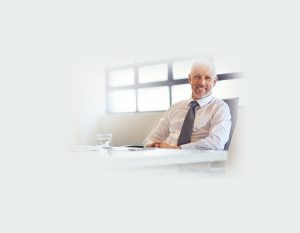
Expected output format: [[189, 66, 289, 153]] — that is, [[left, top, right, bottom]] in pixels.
[[213, 78, 217, 87], [188, 74, 191, 84]]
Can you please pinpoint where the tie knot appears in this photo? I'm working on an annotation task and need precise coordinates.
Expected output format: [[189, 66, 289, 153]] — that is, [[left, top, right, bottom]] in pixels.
[[191, 101, 199, 109]]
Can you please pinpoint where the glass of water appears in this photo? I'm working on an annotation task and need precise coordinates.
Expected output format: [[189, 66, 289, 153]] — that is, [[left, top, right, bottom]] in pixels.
[[96, 133, 112, 152]]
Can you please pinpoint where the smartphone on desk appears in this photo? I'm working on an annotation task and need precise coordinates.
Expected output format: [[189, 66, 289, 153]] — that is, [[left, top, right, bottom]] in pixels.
[[125, 145, 143, 148]]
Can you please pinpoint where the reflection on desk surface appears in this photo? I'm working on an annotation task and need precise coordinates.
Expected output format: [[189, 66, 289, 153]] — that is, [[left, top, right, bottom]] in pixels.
[[70, 147, 228, 173], [73, 147, 227, 164]]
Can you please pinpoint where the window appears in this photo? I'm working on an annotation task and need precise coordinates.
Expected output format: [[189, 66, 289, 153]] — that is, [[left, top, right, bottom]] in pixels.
[[171, 84, 191, 105], [138, 86, 170, 111], [109, 69, 135, 87], [106, 57, 243, 113], [172, 59, 197, 80], [108, 89, 136, 113], [138, 64, 168, 83]]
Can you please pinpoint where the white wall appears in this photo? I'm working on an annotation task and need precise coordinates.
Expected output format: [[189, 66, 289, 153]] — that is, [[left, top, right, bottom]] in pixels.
[[63, 63, 106, 147], [2, 1, 299, 233]]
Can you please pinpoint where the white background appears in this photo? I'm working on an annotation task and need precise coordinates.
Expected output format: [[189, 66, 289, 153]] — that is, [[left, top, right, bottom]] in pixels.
[[1, 0, 299, 232]]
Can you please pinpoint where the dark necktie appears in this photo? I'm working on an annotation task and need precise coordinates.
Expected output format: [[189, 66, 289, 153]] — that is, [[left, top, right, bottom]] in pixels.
[[177, 101, 199, 146]]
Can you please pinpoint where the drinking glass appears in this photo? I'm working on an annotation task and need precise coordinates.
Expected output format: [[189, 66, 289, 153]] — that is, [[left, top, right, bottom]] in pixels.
[[96, 134, 112, 152]]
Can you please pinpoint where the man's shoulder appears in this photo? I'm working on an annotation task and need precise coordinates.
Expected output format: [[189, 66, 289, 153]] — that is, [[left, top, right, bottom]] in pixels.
[[210, 97, 231, 113], [211, 96, 227, 106]]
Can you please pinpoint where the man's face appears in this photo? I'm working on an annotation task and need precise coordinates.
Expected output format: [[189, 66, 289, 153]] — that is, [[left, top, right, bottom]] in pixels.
[[188, 64, 216, 99]]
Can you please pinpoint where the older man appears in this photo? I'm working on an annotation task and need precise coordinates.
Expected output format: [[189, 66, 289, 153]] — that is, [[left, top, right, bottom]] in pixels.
[[143, 59, 231, 150]]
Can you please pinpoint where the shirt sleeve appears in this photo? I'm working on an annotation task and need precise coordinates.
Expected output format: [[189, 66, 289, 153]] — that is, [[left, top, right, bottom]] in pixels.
[[180, 102, 232, 150], [143, 110, 171, 147]]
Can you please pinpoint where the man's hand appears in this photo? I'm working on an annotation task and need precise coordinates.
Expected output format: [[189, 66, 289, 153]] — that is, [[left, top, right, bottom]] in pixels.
[[145, 141, 161, 148], [158, 141, 181, 149], [146, 141, 181, 149]]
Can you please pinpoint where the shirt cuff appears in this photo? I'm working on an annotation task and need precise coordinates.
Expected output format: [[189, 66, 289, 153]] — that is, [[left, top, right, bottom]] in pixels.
[[180, 143, 196, 150]]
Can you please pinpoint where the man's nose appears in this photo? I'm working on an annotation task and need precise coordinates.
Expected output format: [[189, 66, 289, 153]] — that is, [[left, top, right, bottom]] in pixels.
[[198, 77, 205, 85]]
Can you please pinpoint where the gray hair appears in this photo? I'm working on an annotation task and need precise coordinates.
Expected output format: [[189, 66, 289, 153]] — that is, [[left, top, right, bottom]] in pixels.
[[190, 57, 217, 80]]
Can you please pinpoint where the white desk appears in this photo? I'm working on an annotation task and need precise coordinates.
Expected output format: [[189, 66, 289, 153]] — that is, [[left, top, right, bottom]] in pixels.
[[71, 147, 228, 169]]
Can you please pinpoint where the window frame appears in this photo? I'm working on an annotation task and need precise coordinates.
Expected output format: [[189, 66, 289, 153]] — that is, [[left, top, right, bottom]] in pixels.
[[106, 57, 242, 113]]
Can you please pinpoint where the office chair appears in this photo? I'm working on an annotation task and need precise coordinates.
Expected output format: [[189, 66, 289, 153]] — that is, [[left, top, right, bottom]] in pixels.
[[223, 97, 239, 150]]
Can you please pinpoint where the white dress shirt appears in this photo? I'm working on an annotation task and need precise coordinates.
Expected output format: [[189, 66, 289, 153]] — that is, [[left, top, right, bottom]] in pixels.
[[143, 94, 231, 150]]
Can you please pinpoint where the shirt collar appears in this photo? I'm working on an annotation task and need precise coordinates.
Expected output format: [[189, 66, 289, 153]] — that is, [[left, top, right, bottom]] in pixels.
[[188, 94, 213, 108]]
